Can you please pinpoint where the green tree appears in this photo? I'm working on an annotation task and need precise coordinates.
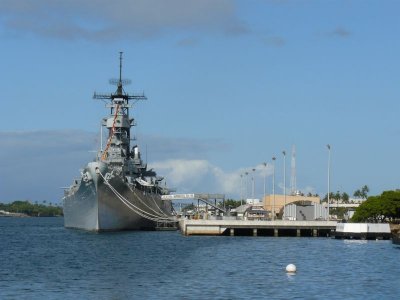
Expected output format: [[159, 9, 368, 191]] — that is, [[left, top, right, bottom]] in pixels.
[[354, 185, 369, 199], [322, 192, 335, 203], [334, 191, 341, 204], [0, 200, 63, 217], [330, 207, 347, 219], [352, 190, 400, 222], [354, 190, 361, 198], [220, 199, 242, 209], [360, 185, 369, 199], [342, 192, 349, 203]]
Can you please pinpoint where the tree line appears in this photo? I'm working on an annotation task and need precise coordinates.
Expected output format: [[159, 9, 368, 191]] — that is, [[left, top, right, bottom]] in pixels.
[[321, 185, 370, 204], [0, 200, 63, 217], [319, 185, 400, 223]]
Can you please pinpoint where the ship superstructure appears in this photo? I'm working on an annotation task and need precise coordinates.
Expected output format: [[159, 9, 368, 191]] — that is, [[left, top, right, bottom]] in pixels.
[[63, 53, 175, 231]]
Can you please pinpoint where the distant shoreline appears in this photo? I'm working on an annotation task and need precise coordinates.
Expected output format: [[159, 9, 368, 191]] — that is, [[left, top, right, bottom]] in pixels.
[[0, 211, 29, 217], [0, 214, 63, 218], [0, 212, 63, 218], [0, 201, 63, 217]]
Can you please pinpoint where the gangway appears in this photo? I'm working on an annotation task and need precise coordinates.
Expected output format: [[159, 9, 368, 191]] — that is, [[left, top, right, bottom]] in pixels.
[[161, 193, 226, 214]]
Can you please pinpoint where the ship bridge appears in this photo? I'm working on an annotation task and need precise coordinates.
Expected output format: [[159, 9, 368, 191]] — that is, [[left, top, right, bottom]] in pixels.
[[161, 193, 226, 214]]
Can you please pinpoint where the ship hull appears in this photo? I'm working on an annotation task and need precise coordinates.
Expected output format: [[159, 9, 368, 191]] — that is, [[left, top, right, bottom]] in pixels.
[[63, 175, 171, 231]]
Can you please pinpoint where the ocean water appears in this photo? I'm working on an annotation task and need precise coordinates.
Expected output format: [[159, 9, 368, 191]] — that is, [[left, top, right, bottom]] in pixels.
[[0, 217, 399, 300]]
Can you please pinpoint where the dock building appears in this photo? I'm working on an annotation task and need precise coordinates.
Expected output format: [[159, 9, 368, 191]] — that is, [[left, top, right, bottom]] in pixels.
[[263, 194, 321, 219]]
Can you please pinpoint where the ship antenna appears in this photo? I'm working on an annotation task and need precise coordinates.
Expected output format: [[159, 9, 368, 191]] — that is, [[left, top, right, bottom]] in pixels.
[[95, 52, 146, 102], [119, 51, 123, 85], [115, 51, 124, 96]]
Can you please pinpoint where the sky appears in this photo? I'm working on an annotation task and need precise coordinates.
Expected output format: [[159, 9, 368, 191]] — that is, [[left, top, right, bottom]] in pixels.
[[1, 0, 400, 204]]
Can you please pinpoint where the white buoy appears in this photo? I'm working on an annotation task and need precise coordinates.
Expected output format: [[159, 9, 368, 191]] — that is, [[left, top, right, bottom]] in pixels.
[[286, 264, 296, 273]]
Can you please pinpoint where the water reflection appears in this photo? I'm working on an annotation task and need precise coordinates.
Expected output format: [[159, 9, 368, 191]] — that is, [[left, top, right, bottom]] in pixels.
[[343, 239, 369, 245]]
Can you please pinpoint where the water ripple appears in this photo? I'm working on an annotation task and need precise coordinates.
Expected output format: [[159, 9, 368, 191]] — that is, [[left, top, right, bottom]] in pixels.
[[1, 218, 399, 299]]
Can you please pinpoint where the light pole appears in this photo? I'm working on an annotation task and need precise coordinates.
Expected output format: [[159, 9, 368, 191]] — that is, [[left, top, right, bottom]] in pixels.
[[282, 150, 286, 219], [251, 168, 256, 201], [240, 174, 243, 206], [245, 171, 249, 201], [327, 144, 331, 221], [272, 156, 276, 221], [262, 162, 267, 203]]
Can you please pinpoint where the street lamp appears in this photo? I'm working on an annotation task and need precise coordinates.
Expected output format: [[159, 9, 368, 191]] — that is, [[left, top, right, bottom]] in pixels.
[[282, 150, 286, 219], [327, 144, 331, 221], [240, 174, 243, 206], [272, 156, 276, 221], [245, 171, 249, 201], [251, 168, 256, 200], [262, 162, 267, 203]]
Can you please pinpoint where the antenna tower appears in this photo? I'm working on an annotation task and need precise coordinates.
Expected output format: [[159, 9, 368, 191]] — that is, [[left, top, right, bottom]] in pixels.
[[290, 145, 297, 195]]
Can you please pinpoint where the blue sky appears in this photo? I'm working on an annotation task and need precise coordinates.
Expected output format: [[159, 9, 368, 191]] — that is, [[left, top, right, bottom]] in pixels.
[[1, 0, 400, 203]]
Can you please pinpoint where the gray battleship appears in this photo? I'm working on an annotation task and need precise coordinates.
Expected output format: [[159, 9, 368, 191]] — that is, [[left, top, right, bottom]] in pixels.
[[63, 53, 175, 231]]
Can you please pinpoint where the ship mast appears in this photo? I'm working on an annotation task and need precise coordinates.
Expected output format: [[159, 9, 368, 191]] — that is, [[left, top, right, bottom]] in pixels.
[[117, 51, 123, 96], [93, 52, 147, 162], [119, 51, 123, 86]]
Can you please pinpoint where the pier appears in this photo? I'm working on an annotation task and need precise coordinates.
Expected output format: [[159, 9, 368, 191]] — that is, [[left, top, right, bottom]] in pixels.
[[334, 223, 391, 240], [179, 219, 337, 237]]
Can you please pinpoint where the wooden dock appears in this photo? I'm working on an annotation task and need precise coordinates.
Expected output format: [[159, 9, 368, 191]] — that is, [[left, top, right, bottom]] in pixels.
[[179, 219, 337, 237]]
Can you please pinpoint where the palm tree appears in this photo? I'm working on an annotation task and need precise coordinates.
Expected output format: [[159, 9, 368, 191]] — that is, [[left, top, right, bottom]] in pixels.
[[354, 185, 369, 200], [342, 192, 349, 203], [360, 185, 369, 199]]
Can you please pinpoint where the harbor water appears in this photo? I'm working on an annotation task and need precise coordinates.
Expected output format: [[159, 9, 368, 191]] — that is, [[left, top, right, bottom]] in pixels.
[[1, 217, 399, 299]]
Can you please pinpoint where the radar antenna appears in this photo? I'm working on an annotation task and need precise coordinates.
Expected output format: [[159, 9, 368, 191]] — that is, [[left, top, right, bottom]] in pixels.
[[109, 78, 131, 86], [93, 52, 147, 102]]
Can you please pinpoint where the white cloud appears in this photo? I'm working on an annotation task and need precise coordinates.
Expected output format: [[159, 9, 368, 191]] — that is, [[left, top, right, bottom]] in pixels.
[[0, 0, 248, 41], [151, 159, 210, 186], [149, 159, 275, 198], [0, 129, 317, 202], [150, 158, 319, 200]]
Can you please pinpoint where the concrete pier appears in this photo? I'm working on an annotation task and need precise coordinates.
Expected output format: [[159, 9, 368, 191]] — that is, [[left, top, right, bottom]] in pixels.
[[179, 219, 337, 237], [334, 223, 391, 240]]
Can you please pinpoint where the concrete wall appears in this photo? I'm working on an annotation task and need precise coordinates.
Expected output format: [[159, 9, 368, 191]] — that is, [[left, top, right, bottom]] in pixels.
[[336, 223, 391, 233], [179, 219, 337, 236]]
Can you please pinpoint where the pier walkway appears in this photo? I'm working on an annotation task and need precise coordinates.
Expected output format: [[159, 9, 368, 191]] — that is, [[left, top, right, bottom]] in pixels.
[[179, 219, 337, 237], [161, 193, 227, 213]]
